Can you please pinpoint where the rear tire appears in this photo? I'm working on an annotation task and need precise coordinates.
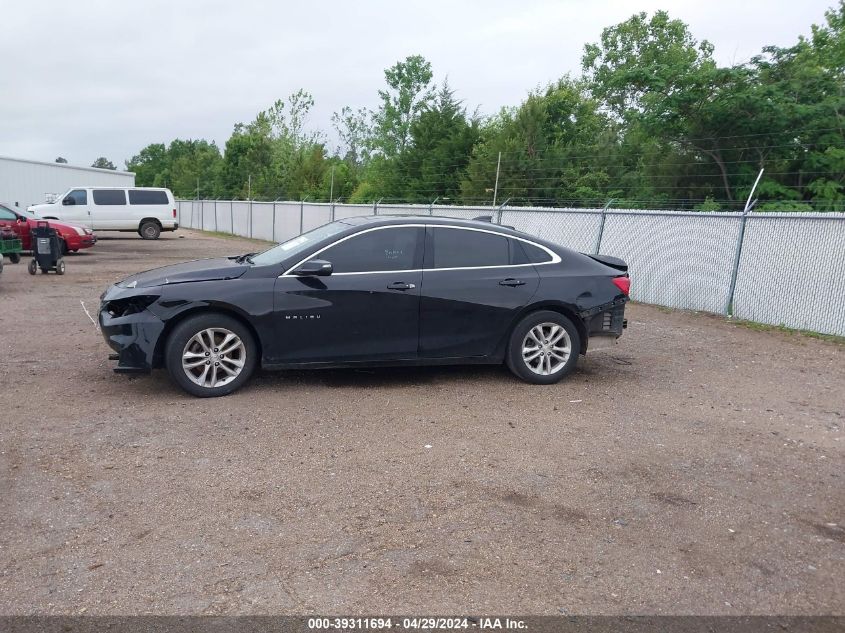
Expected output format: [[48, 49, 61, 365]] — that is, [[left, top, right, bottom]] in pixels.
[[28, 259, 37, 275], [139, 221, 161, 240], [506, 310, 581, 385], [165, 313, 258, 397], [56, 259, 66, 275]]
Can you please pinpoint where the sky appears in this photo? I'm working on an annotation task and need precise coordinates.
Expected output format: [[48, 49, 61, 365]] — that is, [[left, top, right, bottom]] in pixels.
[[1, 0, 836, 170]]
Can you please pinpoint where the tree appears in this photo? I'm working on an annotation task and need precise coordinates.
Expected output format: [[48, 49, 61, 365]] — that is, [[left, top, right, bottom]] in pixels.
[[127, 140, 223, 198], [91, 157, 116, 170], [332, 106, 371, 165], [393, 81, 478, 202], [55, 157, 68, 164], [371, 55, 435, 158], [462, 78, 613, 206]]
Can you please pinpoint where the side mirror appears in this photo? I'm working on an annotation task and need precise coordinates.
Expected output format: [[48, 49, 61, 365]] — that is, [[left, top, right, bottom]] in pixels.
[[292, 259, 333, 276], [62, 197, 73, 206]]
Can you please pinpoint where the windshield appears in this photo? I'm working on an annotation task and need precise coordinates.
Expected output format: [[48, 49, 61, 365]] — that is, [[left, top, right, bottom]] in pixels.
[[250, 220, 351, 267]]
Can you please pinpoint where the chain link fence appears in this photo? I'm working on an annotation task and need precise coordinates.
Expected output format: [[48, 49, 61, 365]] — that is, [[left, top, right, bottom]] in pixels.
[[176, 200, 845, 337]]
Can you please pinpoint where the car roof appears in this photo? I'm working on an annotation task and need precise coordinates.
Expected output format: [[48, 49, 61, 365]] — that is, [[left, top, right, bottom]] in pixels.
[[339, 214, 527, 237]]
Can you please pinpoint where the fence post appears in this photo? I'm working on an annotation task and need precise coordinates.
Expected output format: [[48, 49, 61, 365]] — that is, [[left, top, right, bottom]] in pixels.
[[249, 200, 253, 238], [299, 199, 305, 235], [201, 200, 204, 230], [429, 197, 439, 216], [725, 212, 750, 316], [331, 200, 336, 221], [594, 199, 615, 255], [230, 201, 234, 234], [214, 200, 218, 232], [495, 198, 511, 224], [272, 202, 276, 242]]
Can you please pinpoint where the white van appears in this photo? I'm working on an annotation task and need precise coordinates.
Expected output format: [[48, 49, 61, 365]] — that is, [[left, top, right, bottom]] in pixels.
[[29, 187, 178, 239]]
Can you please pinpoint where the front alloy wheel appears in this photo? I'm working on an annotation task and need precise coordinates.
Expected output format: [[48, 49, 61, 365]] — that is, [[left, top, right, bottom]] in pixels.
[[182, 327, 246, 388], [165, 313, 257, 397]]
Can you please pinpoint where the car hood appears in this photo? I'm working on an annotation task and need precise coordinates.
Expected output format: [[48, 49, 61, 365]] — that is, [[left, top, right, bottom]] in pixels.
[[117, 257, 249, 289]]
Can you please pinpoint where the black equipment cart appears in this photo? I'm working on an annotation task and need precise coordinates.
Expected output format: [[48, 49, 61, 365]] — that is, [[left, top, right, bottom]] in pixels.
[[28, 221, 65, 275]]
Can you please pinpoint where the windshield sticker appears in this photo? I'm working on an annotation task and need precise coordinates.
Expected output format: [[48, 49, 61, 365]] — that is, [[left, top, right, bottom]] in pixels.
[[281, 236, 308, 251]]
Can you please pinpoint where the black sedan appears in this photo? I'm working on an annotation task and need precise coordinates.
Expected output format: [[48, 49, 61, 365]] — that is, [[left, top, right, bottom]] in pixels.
[[99, 216, 630, 397]]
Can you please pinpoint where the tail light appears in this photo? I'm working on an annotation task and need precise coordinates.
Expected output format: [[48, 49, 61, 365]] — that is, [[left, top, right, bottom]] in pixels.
[[612, 276, 630, 296], [172, 208, 177, 218]]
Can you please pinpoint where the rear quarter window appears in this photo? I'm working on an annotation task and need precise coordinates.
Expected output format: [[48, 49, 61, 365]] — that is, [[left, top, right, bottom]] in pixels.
[[129, 190, 169, 205], [516, 240, 554, 264], [92, 190, 126, 205]]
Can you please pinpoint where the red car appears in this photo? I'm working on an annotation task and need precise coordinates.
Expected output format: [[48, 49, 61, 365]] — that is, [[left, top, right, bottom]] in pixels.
[[0, 202, 96, 256]]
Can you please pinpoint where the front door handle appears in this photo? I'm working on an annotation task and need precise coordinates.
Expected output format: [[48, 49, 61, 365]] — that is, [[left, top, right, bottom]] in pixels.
[[387, 281, 415, 291], [499, 278, 526, 287]]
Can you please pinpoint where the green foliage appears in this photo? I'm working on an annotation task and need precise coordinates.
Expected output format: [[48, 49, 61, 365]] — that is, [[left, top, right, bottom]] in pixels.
[[370, 55, 435, 158], [125, 6, 845, 211], [127, 140, 223, 198]]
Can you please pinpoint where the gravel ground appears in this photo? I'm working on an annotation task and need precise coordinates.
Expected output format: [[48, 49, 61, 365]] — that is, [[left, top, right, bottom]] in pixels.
[[0, 230, 842, 615]]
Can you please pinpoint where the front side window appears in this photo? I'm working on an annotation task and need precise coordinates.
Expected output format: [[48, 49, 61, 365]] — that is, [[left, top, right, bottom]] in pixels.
[[320, 227, 419, 273], [93, 190, 126, 205], [63, 189, 87, 206], [432, 227, 509, 269]]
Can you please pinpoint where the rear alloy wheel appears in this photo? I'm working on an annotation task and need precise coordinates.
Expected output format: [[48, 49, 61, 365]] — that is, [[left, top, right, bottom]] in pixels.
[[165, 313, 257, 397], [506, 310, 581, 385], [139, 221, 161, 240]]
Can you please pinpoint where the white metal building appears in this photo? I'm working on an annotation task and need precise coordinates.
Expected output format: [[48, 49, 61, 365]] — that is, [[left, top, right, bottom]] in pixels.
[[0, 155, 135, 210]]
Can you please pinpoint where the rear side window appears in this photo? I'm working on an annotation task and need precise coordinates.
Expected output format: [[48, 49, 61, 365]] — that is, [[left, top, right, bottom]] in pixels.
[[432, 227, 509, 268], [129, 189, 169, 205], [93, 190, 126, 205], [321, 227, 419, 273]]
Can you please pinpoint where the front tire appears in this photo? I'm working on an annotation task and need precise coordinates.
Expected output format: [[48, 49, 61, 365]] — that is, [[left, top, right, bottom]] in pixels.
[[28, 259, 37, 275], [139, 221, 161, 240], [506, 310, 581, 384], [165, 313, 258, 397]]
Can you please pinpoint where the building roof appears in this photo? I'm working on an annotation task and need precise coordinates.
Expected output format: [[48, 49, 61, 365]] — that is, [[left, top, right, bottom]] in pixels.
[[0, 155, 135, 176]]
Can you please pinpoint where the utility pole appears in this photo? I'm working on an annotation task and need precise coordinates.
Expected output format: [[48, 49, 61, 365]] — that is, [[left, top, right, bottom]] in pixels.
[[492, 151, 502, 207], [329, 166, 335, 203], [247, 174, 252, 201], [196, 178, 200, 200]]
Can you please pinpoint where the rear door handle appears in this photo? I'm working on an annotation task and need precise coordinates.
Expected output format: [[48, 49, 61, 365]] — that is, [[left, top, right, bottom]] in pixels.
[[387, 281, 415, 291], [499, 278, 526, 287]]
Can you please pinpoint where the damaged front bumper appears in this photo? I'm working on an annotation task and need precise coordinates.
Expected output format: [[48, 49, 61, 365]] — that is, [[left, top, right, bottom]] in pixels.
[[98, 288, 165, 373]]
